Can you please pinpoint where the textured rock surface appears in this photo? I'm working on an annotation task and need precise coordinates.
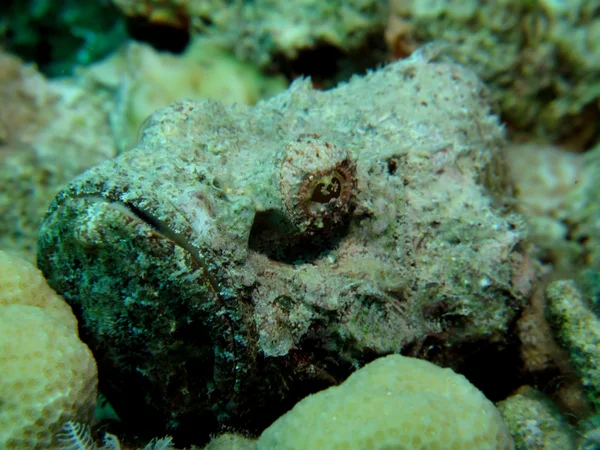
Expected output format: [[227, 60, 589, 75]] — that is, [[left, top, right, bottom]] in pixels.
[[386, 0, 600, 147], [0, 50, 116, 261], [111, 0, 387, 66], [505, 143, 597, 270], [546, 280, 600, 410], [497, 386, 577, 450], [38, 50, 531, 440], [203, 433, 257, 450]]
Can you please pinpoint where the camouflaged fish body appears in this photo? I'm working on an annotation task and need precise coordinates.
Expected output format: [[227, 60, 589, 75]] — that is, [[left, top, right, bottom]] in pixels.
[[38, 51, 529, 437]]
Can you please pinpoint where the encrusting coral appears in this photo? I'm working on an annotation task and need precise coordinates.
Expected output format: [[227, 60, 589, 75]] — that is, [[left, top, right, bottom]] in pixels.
[[497, 386, 577, 450], [545, 280, 600, 410], [516, 283, 593, 423], [0, 250, 98, 449]]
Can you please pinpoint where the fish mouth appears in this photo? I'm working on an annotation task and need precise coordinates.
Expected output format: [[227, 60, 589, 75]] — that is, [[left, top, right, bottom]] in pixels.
[[37, 190, 256, 427]]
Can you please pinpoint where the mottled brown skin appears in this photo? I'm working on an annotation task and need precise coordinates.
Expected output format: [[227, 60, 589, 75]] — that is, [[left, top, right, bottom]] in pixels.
[[38, 50, 531, 443]]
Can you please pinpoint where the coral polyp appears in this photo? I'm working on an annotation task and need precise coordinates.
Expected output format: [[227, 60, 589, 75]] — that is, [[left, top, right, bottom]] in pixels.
[[278, 136, 355, 233]]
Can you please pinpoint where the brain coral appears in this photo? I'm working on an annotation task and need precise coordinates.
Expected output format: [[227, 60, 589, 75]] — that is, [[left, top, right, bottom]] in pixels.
[[257, 354, 515, 450], [0, 250, 98, 449]]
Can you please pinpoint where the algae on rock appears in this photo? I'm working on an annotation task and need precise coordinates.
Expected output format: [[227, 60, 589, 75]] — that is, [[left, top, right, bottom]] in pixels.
[[497, 386, 577, 450], [111, 0, 388, 67], [386, 0, 600, 147], [546, 280, 600, 411]]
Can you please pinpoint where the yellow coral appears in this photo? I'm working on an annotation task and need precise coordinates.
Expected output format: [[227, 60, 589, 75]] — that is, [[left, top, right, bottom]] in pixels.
[[258, 354, 514, 450], [0, 250, 98, 449]]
